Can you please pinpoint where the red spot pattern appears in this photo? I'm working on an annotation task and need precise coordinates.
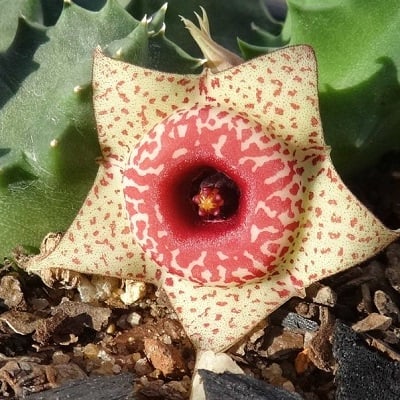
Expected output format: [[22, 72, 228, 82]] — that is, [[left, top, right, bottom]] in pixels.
[[124, 105, 307, 286]]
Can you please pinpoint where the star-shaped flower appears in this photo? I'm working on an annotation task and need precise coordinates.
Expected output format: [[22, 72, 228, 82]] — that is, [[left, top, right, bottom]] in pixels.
[[27, 43, 398, 353]]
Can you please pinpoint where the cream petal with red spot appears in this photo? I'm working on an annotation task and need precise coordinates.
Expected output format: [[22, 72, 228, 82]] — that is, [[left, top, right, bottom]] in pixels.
[[196, 46, 325, 148], [27, 45, 399, 353], [295, 158, 398, 285], [28, 160, 160, 282], [164, 273, 306, 351]]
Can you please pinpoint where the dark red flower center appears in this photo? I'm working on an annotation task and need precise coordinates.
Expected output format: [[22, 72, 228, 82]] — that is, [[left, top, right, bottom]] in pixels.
[[191, 169, 239, 221]]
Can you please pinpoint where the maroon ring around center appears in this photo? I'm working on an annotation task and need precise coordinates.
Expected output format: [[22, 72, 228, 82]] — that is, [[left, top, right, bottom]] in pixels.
[[156, 159, 247, 241]]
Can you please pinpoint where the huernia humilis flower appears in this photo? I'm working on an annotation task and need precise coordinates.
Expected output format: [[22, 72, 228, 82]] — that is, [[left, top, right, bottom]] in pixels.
[[27, 13, 399, 353]]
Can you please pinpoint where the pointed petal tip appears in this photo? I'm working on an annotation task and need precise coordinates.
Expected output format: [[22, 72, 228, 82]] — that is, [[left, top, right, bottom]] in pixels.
[[179, 14, 190, 26]]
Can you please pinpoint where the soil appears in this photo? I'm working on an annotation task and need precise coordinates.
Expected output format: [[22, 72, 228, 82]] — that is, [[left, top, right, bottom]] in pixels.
[[1, 153, 400, 399]]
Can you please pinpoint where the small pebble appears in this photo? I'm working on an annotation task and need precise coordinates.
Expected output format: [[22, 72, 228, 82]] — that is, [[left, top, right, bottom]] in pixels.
[[282, 312, 319, 333], [106, 323, 116, 335], [126, 312, 142, 327], [120, 281, 146, 305], [282, 380, 296, 392], [385, 266, 400, 293], [143, 338, 186, 376], [52, 351, 70, 365], [307, 283, 337, 307], [262, 328, 304, 359], [83, 343, 100, 359], [352, 313, 392, 333], [0, 276, 27, 310], [135, 358, 154, 376], [374, 290, 400, 322]]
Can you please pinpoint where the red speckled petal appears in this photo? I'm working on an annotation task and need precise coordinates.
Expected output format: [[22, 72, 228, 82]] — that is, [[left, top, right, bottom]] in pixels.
[[293, 158, 399, 285], [91, 48, 201, 161], [163, 272, 305, 352], [195, 46, 324, 148], [28, 161, 160, 282], [161, 166, 398, 352]]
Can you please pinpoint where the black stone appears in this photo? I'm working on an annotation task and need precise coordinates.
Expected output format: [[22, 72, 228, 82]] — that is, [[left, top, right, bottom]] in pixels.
[[333, 321, 400, 400], [25, 373, 135, 400], [199, 369, 303, 400], [281, 312, 319, 333]]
